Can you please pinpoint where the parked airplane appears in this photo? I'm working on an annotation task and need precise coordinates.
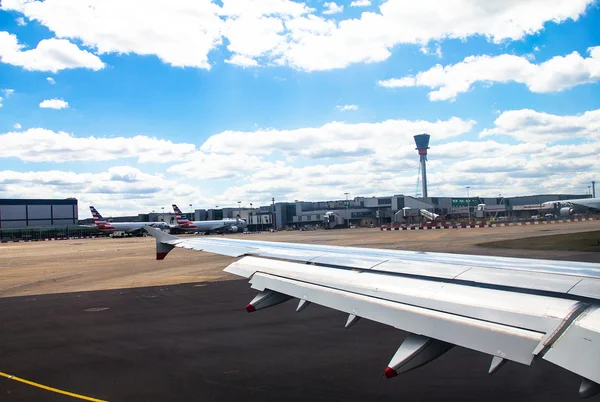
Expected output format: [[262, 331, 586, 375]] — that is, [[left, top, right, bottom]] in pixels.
[[172, 204, 246, 234], [90, 206, 170, 234], [144, 226, 600, 398], [540, 197, 600, 216]]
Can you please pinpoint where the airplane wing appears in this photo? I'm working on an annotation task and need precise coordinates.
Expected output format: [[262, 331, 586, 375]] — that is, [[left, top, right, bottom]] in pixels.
[[144, 227, 600, 398]]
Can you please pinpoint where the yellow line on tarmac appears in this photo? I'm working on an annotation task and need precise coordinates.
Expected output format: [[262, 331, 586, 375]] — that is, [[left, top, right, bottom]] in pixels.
[[0, 371, 107, 401]]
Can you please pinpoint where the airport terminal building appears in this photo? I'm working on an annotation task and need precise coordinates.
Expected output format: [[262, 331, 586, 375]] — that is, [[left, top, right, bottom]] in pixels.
[[0, 198, 79, 229], [215, 193, 592, 230]]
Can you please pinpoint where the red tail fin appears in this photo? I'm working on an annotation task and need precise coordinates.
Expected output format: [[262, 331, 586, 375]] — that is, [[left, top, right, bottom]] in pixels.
[[89, 206, 115, 231], [172, 204, 191, 224]]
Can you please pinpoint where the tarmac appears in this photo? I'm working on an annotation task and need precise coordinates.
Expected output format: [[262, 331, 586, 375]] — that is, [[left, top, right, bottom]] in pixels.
[[0, 280, 587, 401], [1, 223, 599, 401]]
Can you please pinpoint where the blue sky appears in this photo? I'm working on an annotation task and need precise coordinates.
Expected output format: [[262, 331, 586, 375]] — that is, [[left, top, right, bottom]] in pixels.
[[0, 0, 599, 217]]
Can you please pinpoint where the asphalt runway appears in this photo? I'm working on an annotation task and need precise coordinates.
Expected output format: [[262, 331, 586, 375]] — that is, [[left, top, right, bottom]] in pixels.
[[0, 280, 587, 401]]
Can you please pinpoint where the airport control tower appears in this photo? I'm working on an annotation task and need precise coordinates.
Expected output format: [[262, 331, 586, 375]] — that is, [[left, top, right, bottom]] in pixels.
[[414, 133, 430, 198]]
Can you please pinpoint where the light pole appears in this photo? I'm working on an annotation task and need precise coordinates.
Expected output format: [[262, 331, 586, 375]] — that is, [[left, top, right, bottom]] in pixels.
[[250, 203, 253, 229], [344, 192, 350, 228], [271, 197, 275, 230], [466, 186, 471, 222], [237, 201, 241, 219], [189, 204, 193, 221], [161, 206, 164, 222]]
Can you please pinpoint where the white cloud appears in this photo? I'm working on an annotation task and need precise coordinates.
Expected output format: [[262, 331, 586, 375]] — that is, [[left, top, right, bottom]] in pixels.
[[481, 108, 600, 142], [225, 54, 260, 67], [337, 104, 358, 111], [219, 0, 314, 18], [13, 123, 21, 129], [2, 0, 224, 70], [46, 77, 56, 85], [0, 166, 208, 218], [39, 98, 69, 109], [323, 2, 344, 15], [0, 88, 15, 107], [350, 0, 371, 7], [1, 0, 592, 72], [200, 116, 475, 158], [0, 31, 104, 72], [167, 153, 285, 180], [419, 43, 442, 58], [2, 106, 600, 215], [276, 0, 593, 71], [378, 46, 600, 101], [16, 16, 27, 26], [0, 128, 196, 163]]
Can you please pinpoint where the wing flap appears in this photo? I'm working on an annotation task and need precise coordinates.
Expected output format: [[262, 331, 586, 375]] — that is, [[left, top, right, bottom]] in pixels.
[[249, 271, 543, 365], [226, 256, 579, 334], [568, 278, 600, 299], [455, 267, 582, 293], [543, 307, 600, 384], [374, 259, 471, 279], [308, 253, 389, 269]]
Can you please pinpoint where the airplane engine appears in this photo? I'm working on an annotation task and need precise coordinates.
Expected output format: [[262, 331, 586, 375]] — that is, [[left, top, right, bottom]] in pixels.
[[560, 207, 574, 216], [230, 226, 238, 232]]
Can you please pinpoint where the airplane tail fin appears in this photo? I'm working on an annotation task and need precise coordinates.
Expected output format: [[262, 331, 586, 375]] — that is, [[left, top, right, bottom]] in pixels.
[[144, 226, 178, 260], [89, 206, 115, 230], [172, 204, 191, 224]]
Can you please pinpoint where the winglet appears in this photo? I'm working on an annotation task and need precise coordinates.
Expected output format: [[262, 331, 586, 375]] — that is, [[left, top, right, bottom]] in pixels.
[[144, 227, 179, 260]]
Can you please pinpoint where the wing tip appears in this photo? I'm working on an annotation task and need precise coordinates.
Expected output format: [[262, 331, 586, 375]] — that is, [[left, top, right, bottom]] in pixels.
[[384, 367, 398, 379]]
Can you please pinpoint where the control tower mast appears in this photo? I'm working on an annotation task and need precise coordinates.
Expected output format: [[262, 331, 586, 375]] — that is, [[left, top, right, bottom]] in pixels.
[[413, 134, 430, 198]]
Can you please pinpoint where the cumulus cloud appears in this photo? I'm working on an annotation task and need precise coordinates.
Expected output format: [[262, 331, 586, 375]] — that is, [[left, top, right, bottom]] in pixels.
[[167, 153, 286, 180], [323, 2, 344, 15], [273, 0, 593, 71], [13, 123, 21, 129], [2, 0, 223, 70], [39, 98, 69, 109], [0, 166, 208, 218], [15, 16, 27, 26], [1, 0, 593, 71], [194, 108, 600, 205], [0, 88, 15, 107], [0, 31, 104, 72], [337, 104, 358, 111], [420, 43, 443, 58], [1, 106, 599, 214], [46, 77, 56, 85], [378, 46, 600, 100], [225, 54, 260, 67], [350, 0, 371, 7], [0, 128, 196, 163], [481, 108, 600, 142], [200, 117, 475, 158]]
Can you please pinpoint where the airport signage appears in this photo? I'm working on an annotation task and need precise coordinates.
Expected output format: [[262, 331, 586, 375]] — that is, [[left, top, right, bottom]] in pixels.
[[451, 198, 482, 207], [512, 204, 543, 211]]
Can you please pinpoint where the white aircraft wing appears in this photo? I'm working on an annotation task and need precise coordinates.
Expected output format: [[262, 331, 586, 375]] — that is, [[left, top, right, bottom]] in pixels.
[[144, 227, 600, 398]]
